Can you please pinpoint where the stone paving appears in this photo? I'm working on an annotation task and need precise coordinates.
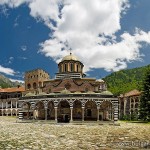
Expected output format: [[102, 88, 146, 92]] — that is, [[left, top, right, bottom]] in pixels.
[[0, 117, 150, 150]]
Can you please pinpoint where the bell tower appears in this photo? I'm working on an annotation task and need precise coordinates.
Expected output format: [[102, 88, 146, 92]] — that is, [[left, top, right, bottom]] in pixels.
[[25, 69, 50, 91]]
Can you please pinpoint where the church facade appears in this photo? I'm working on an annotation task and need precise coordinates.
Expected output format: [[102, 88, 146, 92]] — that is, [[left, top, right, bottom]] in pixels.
[[18, 53, 118, 122]]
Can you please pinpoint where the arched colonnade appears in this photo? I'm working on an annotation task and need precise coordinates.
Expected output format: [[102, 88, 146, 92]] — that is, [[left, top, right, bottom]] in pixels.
[[19, 98, 118, 122]]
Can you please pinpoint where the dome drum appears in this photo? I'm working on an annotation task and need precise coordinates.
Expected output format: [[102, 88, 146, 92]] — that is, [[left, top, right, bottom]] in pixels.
[[57, 53, 84, 79]]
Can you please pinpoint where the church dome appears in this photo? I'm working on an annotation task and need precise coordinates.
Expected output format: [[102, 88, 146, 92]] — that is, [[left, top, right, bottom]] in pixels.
[[97, 79, 105, 82], [101, 90, 113, 96], [62, 53, 79, 61], [24, 92, 36, 97]]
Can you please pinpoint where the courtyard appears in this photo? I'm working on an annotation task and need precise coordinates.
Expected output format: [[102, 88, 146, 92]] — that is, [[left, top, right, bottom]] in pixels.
[[0, 117, 150, 150]]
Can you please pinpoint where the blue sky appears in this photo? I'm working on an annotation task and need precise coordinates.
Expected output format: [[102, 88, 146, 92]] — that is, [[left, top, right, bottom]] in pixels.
[[0, 0, 150, 82]]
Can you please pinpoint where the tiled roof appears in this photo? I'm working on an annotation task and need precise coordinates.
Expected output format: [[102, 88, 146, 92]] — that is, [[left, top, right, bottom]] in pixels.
[[0, 86, 25, 93], [124, 89, 141, 97]]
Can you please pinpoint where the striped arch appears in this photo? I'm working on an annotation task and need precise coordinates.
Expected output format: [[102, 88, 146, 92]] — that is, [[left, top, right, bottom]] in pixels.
[[99, 99, 114, 121], [100, 99, 115, 109], [47, 100, 55, 120], [57, 99, 70, 106], [12, 109, 17, 116], [34, 100, 45, 109], [21, 101, 32, 109], [84, 99, 97, 120]]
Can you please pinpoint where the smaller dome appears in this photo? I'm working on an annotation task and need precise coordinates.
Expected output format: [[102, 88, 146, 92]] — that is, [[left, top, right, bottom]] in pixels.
[[24, 92, 36, 97], [47, 93, 56, 95], [37, 92, 47, 96], [60, 88, 71, 94], [87, 91, 95, 94], [97, 79, 105, 82], [101, 90, 113, 96], [62, 53, 79, 61], [74, 91, 81, 94]]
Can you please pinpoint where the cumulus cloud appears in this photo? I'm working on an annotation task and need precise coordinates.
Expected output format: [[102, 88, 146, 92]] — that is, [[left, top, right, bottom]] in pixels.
[[0, 0, 29, 8], [0, 65, 15, 76], [1, 0, 150, 72], [9, 78, 24, 83]]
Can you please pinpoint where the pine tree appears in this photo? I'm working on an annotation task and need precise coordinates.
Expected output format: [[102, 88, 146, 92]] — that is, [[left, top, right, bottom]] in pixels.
[[139, 66, 150, 121]]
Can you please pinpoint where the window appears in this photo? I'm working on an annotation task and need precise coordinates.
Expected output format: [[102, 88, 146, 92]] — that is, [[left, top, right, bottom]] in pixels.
[[64, 63, 67, 72], [33, 82, 37, 89], [59, 65, 62, 72], [70, 63, 73, 72], [27, 83, 31, 89]]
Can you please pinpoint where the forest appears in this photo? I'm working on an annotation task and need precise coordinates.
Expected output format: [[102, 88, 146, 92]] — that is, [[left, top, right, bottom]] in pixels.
[[103, 65, 150, 96]]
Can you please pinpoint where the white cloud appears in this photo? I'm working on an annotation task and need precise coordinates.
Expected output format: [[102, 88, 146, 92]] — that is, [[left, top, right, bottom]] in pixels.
[[9, 78, 24, 83], [28, 0, 61, 29], [0, 0, 29, 8], [1, 0, 150, 72], [21, 45, 27, 51], [8, 57, 14, 64], [0, 65, 15, 76]]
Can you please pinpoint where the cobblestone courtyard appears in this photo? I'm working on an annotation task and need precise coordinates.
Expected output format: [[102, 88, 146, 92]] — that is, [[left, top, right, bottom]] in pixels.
[[0, 117, 150, 150]]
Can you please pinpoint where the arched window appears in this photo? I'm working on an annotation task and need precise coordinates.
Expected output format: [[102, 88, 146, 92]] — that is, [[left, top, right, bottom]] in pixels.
[[59, 65, 62, 73], [33, 82, 37, 89], [135, 103, 138, 108], [131, 98, 134, 103], [27, 83, 31, 89], [70, 63, 73, 72], [64, 63, 67, 72]]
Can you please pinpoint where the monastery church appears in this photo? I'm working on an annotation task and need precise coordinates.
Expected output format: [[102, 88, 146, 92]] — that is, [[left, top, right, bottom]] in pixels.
[[19, 53, 118, 122]]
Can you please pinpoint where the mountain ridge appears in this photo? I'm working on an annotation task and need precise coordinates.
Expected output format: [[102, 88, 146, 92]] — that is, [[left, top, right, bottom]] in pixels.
[[0, 73, 24, 88], [103, 65, 150, 96]]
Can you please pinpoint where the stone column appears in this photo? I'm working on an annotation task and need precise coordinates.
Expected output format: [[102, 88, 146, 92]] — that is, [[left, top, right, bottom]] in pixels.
[[97, 106, 100, 121], [45, 108, 47, 120], [16, 101, 18, 108], [6, 101, 8, 109], [11, 100, 12, 116], [6, 101, 8, 116], [114, 103, 118, 122], [54, 107, 57, 123], [82, 107, 85, 121], [16, 110, 18, 117], [18, 110, 23, 120], [124, 98, 126, 116], [11, 100, 12, 109], [70, 107, 73, 122], [118, 99, 120, 119], [133, 97, 135, 111], [2, 101, 3, 116]]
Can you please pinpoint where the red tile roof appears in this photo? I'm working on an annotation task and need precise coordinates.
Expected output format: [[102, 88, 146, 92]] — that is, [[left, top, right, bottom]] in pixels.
[[124, 89, 141, 97], [0, 86, 25, 93]]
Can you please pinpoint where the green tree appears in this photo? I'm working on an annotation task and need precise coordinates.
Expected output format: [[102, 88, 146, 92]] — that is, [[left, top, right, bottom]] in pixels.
[[139, 66, 150, 121]]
